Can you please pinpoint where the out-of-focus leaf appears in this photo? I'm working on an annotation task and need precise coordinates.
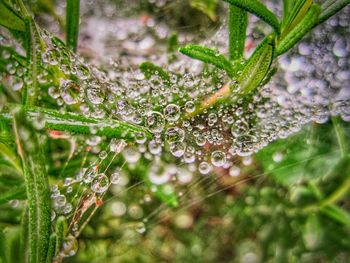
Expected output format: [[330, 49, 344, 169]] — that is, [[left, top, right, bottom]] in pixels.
[[0, 184, 26, 205], [321, 205, 350, 226], [256, 123, 342, 186], [0, 1, 25, 32], [190, 0, 218, 21], [303, 214, 322, 250], [0, 228, 6, 263]]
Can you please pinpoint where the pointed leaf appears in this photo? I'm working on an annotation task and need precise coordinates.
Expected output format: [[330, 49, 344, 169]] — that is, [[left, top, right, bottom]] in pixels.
[[228, 5, 248, 61], [190, 0, 218, 21], [140, 62, 171, 83], [0, 1, 25, 32], [224, 0, 280, 34], [55, 216, 67, 256], [45, 234, 56, 263], [282, 0, 313, 36], [179, 44, 235, 77], [13, 110, 51, 263], [66, 0, 80, 52], [237, 36, 274, 94], [316, 0, 350, 27], [1, 104, 152, 141], [276, 4, 321, 56]]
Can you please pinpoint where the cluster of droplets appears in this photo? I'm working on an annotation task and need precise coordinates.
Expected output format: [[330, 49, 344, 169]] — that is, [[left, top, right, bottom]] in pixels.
[[2, 2, 349, 173]]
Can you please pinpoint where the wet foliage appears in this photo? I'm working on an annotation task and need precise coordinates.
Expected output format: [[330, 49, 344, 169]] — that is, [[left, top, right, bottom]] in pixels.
[[0, 0, 350, 262]]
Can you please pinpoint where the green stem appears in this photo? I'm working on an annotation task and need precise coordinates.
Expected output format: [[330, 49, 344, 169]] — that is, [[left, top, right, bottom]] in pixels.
[[320, 174, 350, 207]]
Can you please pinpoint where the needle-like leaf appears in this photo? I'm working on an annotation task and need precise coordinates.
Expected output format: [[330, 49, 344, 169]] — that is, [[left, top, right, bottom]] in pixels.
[[66, 0, 80, 52], [0, 1, 25, 32], [228, 5, 248, 61], [13, 110, 51, 263], [316, 0, 350, 27], [276, 4, 321, 56], [224, 0, 281, 34], [0, 104, 152, 141], [140, 62, 171, 84], [237, 36, 274, 94], [179, 44, 235, 77]]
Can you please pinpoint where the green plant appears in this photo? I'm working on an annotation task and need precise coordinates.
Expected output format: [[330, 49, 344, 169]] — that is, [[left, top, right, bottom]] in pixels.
[[0, 0, 349, 262]]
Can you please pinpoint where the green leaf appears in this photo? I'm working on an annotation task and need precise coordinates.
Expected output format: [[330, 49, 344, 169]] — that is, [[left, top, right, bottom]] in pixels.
[[0, 228, 7, 263], [282, 0, 294, 25], [276, 4, 320, 57], [190, 0, 218, 21], [0, 184, 26, 205], [54, 216, 68, 256], [282, 0, 313, 36], [0, 104, 152, 141], [179, 44, 235, 77], [23, 17, 43, 106], [317, 0, 350, 27], [13, 111, 51, 263], [223, 0, 281, 34], [256, 123, 343, 186], [0, 1, 26, 32], [45, 234, 56, 263], [321, 205, 350, 226], [167, 33, 179, 53], [237, 36, 274, 94], [228, 5, 248, 61], [139, 62, 171, 84], [66, 0, 80, 52]]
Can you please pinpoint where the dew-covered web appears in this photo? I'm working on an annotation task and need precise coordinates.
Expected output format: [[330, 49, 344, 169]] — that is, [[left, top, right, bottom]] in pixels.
[[1, 0, 349, 259]]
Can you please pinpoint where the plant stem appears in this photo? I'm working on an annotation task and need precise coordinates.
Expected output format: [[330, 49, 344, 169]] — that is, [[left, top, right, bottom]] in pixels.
[[320, 174, 350, 207]]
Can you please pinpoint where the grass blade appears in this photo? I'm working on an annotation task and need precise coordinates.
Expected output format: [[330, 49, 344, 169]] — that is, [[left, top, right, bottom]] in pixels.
[[179, 44, 235, 77], [228, 5, 248, 61], [237, 36, 274, 94], [276, 4, 321, 57], [55, 216, 67, 256], [224, 0, 281, 34], [0, 1, 25, 32], [66, 0, 80, 52], [13, 111, 51, 263]]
